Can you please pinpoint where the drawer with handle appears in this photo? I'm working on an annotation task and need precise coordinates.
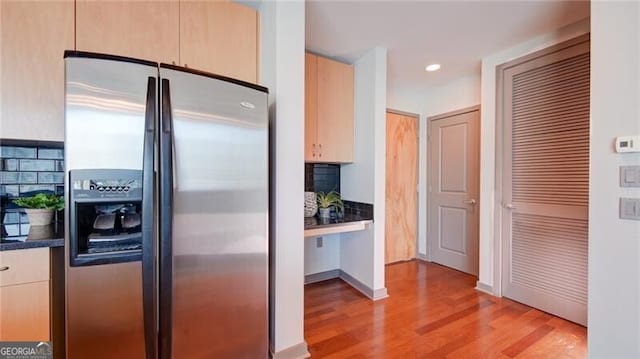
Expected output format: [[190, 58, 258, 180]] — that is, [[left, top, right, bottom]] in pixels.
[[0, 248, 50, 287]]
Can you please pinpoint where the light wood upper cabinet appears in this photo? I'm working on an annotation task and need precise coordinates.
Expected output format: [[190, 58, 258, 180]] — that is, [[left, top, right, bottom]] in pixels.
[[180, 1, 258, 83], [0, 0, 74, 142], [76, 0, 180, 65], [305, 52, 354, 163], [305, 53, 318, 161], [1, 1, 258, 142], [0, 248, 51, 341]]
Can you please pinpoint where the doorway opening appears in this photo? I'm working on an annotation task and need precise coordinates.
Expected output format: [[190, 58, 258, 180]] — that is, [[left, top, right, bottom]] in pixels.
[[427, 106, 481, 276]]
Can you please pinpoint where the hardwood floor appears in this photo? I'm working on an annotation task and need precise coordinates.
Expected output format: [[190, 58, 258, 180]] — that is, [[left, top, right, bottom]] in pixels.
[[304, 261, 587, 358]]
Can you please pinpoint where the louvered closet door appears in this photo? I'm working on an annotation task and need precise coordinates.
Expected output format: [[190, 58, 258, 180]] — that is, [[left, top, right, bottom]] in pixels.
[[502, 36, 589, 326]]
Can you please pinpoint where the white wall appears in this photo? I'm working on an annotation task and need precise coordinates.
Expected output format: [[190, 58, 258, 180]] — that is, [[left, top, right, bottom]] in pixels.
[[341, 47, 387, 293], [387, 87, 424, 115], [589, 2, 640, 357], [421, 75, 482, 119], [259, 0, 307, 356], [478, 17, 590, 292], [304, 235, 340, 275]]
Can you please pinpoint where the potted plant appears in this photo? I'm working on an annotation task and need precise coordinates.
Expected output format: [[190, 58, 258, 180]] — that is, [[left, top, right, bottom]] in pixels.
[[316, 191, 343, 219], [13, 193, 64, 226]]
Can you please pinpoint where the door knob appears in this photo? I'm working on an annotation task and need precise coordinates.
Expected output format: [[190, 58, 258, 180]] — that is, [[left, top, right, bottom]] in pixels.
[[505, 203, 516, 210], [463, 199, 477, 205]]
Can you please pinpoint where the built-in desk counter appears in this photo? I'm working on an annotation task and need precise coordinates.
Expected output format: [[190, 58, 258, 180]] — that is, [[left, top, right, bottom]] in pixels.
[[304, 214, 373, 238]]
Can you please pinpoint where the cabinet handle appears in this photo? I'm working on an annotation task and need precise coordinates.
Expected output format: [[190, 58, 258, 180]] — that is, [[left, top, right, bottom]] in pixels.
[[172, 61, 176, 65], [311, 144, 316, 157], [318, 143, 322, 158], [0, 266, 9, 272]]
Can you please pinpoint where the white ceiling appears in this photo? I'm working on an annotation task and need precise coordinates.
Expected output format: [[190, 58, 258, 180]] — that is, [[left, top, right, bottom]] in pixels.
[[306, 1, 590, 95]]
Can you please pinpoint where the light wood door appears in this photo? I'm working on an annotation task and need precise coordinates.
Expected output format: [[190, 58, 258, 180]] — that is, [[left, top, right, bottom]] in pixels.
[[180, 1, 258, 83], [429, 108, 480, 275], [0, 281, 50, 341], [76, 0, 179, 64], [0, 0, 73, 141], [316, 56, 354, 163], [385, 111, 418, 263], [501, 36, 590, 326], [305, 53, 319, 161]]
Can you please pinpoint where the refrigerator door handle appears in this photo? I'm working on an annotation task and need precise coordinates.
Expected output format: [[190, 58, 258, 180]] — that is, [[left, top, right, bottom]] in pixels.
[[159, 78, 174, 359], [161, 79, 172, 134], [142, 76, 157, 359]]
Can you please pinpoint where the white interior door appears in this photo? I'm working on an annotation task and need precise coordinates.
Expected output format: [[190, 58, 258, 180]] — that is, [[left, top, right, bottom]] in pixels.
[[428, 107, 480, 275], [501, 35, 590, 326]]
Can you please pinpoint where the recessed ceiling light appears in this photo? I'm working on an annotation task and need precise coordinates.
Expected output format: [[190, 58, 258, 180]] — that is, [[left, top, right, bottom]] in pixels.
[[425, 64, 441, 72]]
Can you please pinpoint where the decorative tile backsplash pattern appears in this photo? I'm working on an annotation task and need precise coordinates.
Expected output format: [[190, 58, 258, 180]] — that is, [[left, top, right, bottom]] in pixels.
[[1, 142, 64, 237], [305, 164, 373, 220], [305, 163, 340, 194], [343, 200, 374, 220]]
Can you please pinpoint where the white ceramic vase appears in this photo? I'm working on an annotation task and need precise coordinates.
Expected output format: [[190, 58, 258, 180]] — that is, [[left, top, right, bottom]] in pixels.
[[25, 208, 54, 226], [304, 192, 318, 218]]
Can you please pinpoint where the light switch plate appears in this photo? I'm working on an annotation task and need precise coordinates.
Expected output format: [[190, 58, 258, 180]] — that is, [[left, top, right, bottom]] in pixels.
[[620, 166, 640, 187], [620, 198, 640, 220]]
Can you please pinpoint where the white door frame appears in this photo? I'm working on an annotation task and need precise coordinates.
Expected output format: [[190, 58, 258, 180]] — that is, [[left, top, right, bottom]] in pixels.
[[426, 105, 480, 266], [386, 108, 420, 261], [493, 34, 590, 298]]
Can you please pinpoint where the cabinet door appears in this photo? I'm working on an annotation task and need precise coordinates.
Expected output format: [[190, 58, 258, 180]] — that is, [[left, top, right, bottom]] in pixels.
[[317, 57, 354, 163], [305, 53, 319, 162], [76, 0, 179, 64], [180, 1, 258, 83], [0, 0, 74, 141], [0, 281, 50, 341]]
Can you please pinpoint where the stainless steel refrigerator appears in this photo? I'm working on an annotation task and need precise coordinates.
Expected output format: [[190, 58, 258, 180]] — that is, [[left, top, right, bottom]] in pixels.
[[63, 51, 269, 359]]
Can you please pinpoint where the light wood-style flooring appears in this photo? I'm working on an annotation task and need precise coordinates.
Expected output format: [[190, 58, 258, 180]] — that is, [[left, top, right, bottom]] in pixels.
[[304, 261, 586, 358]]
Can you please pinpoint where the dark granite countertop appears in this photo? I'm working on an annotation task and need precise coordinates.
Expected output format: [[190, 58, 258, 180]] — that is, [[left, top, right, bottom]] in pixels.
[[1, 223, 64, 251], [305, 213, 373, 230]]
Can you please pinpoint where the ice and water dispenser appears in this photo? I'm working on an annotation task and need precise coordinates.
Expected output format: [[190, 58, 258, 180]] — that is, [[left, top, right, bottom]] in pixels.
[[69, 169, 144, 266]]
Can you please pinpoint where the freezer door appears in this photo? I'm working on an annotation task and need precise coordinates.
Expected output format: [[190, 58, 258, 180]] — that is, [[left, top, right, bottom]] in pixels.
[[64, 53, 157, 359], [159, 67, 268, 359]]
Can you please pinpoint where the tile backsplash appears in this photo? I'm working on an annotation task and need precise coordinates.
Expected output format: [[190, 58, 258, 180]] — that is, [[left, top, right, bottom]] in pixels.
[[304, 164, 373, 220], [305, 163, 340, 194], [1, 141, 64, 236], [343, 200, 374, 220]]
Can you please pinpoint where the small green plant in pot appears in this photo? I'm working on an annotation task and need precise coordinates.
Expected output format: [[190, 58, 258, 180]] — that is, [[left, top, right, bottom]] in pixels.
[[13, 193, 64, 226], [316, 191, 343, 219]]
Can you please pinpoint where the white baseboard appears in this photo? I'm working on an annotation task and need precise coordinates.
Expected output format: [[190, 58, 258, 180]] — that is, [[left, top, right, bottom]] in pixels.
[[304, 269, 389, 301], [475, 281, 494, 295], [416, 253, 429, 262], [271, 342, 310, 359], [338, 270, 389, 301], [304, 269, 340, 284]]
